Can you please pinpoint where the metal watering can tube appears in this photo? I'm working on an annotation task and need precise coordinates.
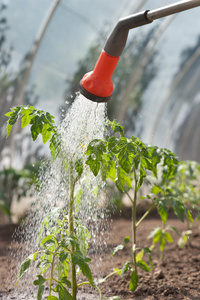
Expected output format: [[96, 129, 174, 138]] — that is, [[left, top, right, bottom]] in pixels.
[[79, 0, 200, 103]]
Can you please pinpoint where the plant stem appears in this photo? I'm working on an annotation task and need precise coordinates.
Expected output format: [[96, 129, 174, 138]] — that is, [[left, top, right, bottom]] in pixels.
[[68, 161, 77, 299], [132, 169, 137, 272], [160, 221, 165, 263], [49, 246, 60, 296], [136, 203, 156, 228]]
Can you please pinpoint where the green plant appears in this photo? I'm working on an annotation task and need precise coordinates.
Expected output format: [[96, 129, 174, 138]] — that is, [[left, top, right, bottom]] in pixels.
[[85, 119, 179, 291], [6, 105, 120, 300], [148, 160, 199, 250], [148, 224, 174, 262]]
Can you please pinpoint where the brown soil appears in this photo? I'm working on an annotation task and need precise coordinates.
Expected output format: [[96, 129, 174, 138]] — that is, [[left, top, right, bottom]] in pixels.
[[0, 217, 200, 300]]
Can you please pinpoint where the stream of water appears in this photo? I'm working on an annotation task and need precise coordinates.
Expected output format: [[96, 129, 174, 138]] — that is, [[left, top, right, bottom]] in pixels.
[[9, 94, 109, 298]]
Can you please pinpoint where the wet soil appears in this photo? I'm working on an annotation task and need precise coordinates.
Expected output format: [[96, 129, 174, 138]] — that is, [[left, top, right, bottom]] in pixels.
[[0, 217, 200, 299]]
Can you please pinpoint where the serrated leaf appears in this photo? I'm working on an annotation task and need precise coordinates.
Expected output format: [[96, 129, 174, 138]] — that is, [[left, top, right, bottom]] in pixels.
[[21, 110, 31, 128], [59, 251, 68, 262], [118, 139, 135, 173], [137, 260, 151, 272], [7, 107, 21, 125], [42, 123, 52, 144], [58, 285, 73, 300], [86, 156, 100, 176], [72, 251, 94, 286], [85, 139, 106, 176], [129, 270, 138, 291], [172, 200, 185, 222], [6, 124, 12, 137], [157, 201, 168, 224]]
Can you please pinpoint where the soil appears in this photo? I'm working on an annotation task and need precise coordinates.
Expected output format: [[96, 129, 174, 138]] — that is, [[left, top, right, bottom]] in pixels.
[[0, 216, 200, 300]]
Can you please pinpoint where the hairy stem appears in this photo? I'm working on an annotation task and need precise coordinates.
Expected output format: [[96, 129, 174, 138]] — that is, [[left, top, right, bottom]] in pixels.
[[160, 221, 165, 262], [132, 169, 137, 272], [68, 161, 77, 299], [49, 247, 60, 296]]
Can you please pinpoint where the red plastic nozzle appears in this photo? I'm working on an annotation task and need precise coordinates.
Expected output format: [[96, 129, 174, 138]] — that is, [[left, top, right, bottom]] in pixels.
[[79, 50, 120, 103]]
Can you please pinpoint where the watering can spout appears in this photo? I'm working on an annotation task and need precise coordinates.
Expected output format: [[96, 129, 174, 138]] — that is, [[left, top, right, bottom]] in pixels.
[[79, 0, 200, 103]]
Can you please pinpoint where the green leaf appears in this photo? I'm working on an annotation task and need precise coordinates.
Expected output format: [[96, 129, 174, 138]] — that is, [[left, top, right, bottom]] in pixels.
[[46, 296, 59, 300], [85, 139, 106, 176], [6, 106, 21, 125], [165, 232, 173, 243], [136, 250, 144, 262], [118, 139, 135, 173], [112, 244, 124, 256], [149, 228, 162, 244], [21, 110, 31, 128], [120, 261, 130, 278], [172, 200, 185, 222], [124, 236, 130, 244], [137, 165, 146, 191], [40, 235, 54, 248], [108, 119, 124, 136], [160, 235, 166, 252], [72, 251, 94, 286], [186, 209, 193, 223], [75, 158, 83, 177], [61, 276, 71, 288], [6, 124, 12, 137], [137, 260, 151, 272], [58, 285, 73, 300], [42, 123, 52, 144], [37, 259, 50, 273], [59, 251, 68, 262], [49, 133, 60, 160], [129, 270, 138, 291], [16, 258, 31, 284], [115, 166, 132, 192], [33, 275, 46, 286], [86, 156, 100, 176], [157, 201, 168, 224], [37, 284, 44, 300], [151, 185, 162, 194]]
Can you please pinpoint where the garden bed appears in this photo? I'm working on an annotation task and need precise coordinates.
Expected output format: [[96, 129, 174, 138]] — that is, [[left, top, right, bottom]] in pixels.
[[0, 217, 200, 300]]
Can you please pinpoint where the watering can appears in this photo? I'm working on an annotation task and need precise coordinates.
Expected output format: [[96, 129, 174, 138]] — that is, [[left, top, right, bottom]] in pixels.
[[79, 0, 200, 103]]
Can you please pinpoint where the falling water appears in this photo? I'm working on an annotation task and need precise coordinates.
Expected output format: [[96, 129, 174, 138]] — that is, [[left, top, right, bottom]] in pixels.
[[8, 94, 109, 299]]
